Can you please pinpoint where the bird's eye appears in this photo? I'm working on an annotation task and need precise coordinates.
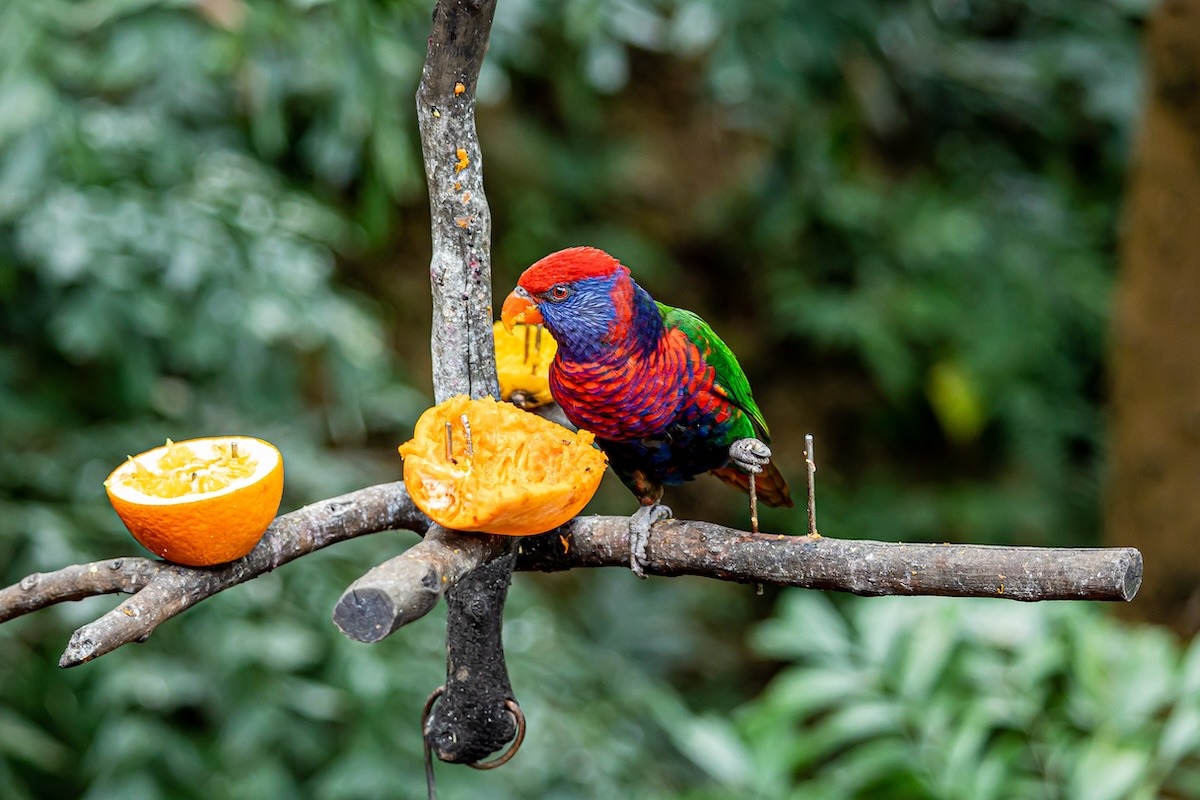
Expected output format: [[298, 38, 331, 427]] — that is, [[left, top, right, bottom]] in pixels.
[[548, 284, 571, 302]]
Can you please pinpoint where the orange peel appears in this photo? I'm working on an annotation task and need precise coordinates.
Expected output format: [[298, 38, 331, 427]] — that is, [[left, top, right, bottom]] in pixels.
[[398, 395, 605, 535], [493, 320, 557, 409], [104, 436, 284, 566]]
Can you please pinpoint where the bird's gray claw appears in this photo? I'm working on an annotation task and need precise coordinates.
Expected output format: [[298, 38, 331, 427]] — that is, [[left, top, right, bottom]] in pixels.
[[629, 503, 672, 579], [729, 438, 772, 474]]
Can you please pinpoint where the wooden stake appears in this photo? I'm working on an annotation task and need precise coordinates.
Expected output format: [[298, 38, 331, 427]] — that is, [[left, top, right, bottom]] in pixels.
[[806, 434, 818, 537], [748, 472, 759, 535]]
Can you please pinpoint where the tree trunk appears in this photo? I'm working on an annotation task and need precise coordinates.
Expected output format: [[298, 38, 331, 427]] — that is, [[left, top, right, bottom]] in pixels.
[[1107, 0, 1200, 634]]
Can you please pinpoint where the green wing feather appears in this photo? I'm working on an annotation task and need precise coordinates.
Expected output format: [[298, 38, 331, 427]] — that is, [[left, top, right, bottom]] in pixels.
[[656, 302, 771, 442]]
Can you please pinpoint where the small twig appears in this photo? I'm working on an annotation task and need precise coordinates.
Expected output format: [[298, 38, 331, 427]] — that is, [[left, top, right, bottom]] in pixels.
[[748, 472, 759, 534], [445, 421, 454, 462], [805, 433, 818, 537], [0, 558, 168, 622]]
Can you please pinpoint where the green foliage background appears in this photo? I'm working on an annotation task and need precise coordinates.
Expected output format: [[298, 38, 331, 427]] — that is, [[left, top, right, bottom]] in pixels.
[[4, 0, 1192, 798]]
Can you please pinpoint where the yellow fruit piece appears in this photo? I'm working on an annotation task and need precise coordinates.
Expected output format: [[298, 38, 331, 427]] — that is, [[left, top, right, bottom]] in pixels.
[[398, 395, 605, 536], [104, 436, 284, 566], [493, 320, 557, 409]]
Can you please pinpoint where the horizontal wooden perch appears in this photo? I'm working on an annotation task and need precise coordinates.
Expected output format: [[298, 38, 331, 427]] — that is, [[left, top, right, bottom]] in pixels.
[[0, 482, 1142, 667], [519, 520, 1142, 601]]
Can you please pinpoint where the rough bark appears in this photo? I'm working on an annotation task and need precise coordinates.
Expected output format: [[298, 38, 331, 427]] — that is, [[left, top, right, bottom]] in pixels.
[[419, 0, 500, 404], [1107, 0, 1200, 633]]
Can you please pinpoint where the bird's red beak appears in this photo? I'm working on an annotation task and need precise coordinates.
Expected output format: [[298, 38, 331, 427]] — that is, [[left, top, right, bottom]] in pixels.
[[501, 287, 542, 332]]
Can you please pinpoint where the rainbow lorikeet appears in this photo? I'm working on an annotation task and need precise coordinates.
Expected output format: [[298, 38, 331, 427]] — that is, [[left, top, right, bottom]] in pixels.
[[501, 246, 793, 576]]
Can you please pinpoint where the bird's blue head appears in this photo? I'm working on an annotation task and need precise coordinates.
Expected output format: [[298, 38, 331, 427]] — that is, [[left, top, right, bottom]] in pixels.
[[502, 247, 658, 361]]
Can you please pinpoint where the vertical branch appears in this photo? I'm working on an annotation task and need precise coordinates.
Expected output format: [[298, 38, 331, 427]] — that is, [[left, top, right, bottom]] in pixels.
[[418, 0, 501, 404], [413, 0, 518, 768], [423, 552, 518, 763], [805, 433, 818, 537]]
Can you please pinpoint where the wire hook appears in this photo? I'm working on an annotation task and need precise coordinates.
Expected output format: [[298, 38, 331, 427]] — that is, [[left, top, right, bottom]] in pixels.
[[421, 685, 527, 799]]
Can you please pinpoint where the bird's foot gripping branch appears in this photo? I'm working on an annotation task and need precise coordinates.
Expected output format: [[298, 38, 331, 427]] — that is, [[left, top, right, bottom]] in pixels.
[[629, 503, 673, 578]]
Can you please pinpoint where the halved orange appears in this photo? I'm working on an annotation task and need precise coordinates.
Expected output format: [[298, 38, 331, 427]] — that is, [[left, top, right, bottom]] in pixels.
[[398, 395, 605, 535], [493, 320, 557, 409], [104, 436, 284, 566]]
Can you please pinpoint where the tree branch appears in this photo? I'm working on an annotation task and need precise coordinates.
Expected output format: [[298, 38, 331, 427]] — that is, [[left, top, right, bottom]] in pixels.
[[517, 520, 1144, 603], [425, 551, 519, 764], [419, 0, 500, 404], [0, 482, 427, 667], [332, 526, 508, 643], [0, 480, 1142, 669], [395, 0, 516, 766]]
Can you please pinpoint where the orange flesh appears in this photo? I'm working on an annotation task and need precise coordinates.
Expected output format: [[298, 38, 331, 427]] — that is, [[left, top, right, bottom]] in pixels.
[[104, 436, 284, 567], [494, 321, 557, 408], [399, 395, 605, 535], [118, 439, 259, 498]]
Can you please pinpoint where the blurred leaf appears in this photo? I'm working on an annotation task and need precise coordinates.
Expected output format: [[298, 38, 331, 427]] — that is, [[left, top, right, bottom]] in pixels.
[[739, 597, 1200, 799], [926, 360, 987, 445], [752, 591, 853, 661], [0, 710, 70, 771], [1068, 742, 1151, 800], [1159, 703, 1200, 770]]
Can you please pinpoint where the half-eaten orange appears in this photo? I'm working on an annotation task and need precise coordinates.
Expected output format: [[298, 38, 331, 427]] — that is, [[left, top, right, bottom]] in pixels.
[[104, 436, 284, 566], [398, 395, 605, 535], [493, 320, 557, 409]]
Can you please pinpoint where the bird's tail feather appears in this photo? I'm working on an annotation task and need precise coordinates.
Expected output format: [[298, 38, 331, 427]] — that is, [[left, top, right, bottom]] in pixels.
[[710, 461, 794, 508]]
